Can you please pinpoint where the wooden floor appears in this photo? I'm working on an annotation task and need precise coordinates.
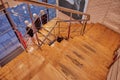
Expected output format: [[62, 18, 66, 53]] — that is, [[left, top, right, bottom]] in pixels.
[[0, 19, 120, 80]]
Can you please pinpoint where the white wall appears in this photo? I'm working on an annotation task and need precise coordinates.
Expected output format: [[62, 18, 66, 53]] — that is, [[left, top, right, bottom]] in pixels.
[[86, 0, 120, 33]]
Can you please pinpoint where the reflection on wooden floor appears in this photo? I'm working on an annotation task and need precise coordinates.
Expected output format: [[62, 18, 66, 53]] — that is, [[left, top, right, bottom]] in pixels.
[[0, 19, 120, 80]]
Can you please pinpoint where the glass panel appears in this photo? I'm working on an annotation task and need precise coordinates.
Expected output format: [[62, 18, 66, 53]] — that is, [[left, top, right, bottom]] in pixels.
[[0, 12, 20, 60]]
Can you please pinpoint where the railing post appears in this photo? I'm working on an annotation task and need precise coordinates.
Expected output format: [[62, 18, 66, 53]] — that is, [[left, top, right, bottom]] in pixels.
[[67, 13, 72, 39], [53, 21, 59, 38], [80, 20, 87, 36], [58, 21, 60, 36], [27, 4, 41, 46]]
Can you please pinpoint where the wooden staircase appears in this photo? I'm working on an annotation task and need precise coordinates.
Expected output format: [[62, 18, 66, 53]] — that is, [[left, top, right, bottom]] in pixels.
[[30, 22, 120, 80], [0, 22, 120, 80]]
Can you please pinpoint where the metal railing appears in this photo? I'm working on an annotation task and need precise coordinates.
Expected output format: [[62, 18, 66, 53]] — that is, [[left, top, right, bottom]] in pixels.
[[0, 0, 90, 48], [15, 0, 90, 33], [14, 0, 90, 46], [15, 0, 90, 19], [36, 18, 86, 46]]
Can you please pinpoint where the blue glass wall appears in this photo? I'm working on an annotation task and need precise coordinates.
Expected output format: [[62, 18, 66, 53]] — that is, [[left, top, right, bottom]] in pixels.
[[38, 0, 56, 20], [0, 13, 20, 60], [0, 0, 56, 60], [48, 0, 56, 20], [7, 1, 56, 35]]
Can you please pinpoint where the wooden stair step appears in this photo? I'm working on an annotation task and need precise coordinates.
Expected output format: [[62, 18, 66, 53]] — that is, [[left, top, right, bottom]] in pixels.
[[74, 36, 114, 66], [84, 23, 95, 33], [70, 37, 112, 66], [69, 23, 93, 37], [31, 63, 67, 80], [56, 57, 91, 80], [40, 45, 64, 66], [56, 56, 106, 80], [54, 40, 107, 80], [59, 40, 108, 70], [51, 40, 107, 74], [0, 51, 45, 80], [85, 23, 120, 51], [74, 36, 113, 58]]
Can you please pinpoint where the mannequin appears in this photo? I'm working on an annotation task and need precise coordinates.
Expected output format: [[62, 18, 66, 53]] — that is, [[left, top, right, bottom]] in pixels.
[[24, 20, 36, 45], [33, 13, 42, 30], [40, 10, 48, 24]]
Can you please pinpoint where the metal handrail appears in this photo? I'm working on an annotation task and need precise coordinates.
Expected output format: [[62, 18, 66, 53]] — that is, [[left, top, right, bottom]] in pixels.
[[56, 19, 86, 23], [15, 0, 90, 21], [0, 10, 87, 47], [38, 18, 84, 46], [21, 12, 86, 46]]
